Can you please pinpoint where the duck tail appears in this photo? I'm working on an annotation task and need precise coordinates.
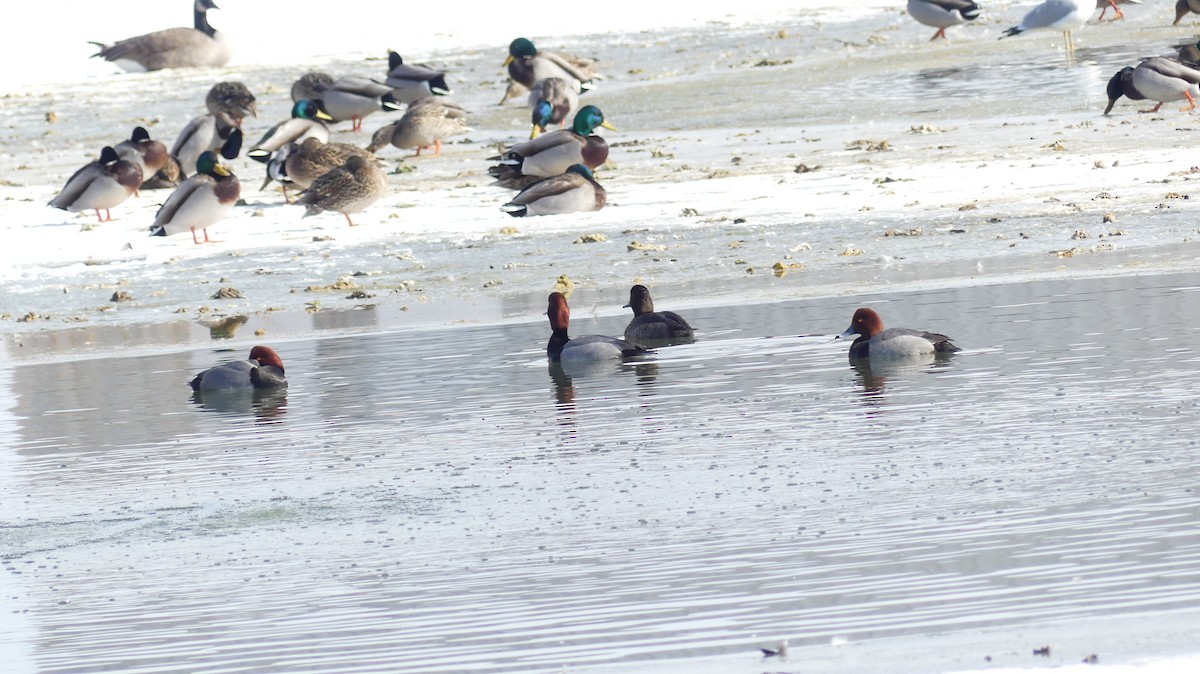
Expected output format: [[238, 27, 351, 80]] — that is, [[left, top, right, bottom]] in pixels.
[[499, 203, 527, 217], [962, 3, 982, 21], [149, 225, 166, 237], [429, 75, 452, 96]]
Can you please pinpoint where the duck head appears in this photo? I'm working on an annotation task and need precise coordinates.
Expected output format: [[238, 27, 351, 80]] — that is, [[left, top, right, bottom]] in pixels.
[[547, 292, 570, 332], [249, 345, 285, 373], [572, 105, 617, 135], [505, 37, 537, 66], [293, 99, 333, 121], [1103, 67, 1134, 115], [841, 307, 883, 340]]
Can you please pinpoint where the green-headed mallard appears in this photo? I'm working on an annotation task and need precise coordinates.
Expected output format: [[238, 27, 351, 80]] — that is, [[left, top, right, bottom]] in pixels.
[[90, 0, 230, 72], [285, 137, 377, 190], [291, 71, 335, 103], [385, 50, 452, 104], [248, 100, 333, 162], [320, 77, 404, 132], [906, 0, 981, 41], [297, 155, 388, 227], [489, 105, 614, 190], [528, 77, 577, 139], [366, 98, 470, 158], [1105, 57, 1200, 115], [49, 146, 143, 222], [503, 37, 599, 94], [150, 150, 239, 244], [114, 126, 170, 187], [500, 164, 604, 217]]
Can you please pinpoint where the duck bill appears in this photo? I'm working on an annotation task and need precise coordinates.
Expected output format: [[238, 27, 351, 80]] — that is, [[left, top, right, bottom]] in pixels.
[[1102, 97, 1118, 116], [600, 120, 618, 132], [503, 55, 515, 67], [315, 108, 334, 121], [213, 163, 231, 177], [838, 327, 857, 340]]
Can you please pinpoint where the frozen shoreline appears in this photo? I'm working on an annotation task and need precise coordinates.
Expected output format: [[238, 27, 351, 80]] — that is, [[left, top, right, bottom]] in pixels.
[[5, 0, 1200, 358]]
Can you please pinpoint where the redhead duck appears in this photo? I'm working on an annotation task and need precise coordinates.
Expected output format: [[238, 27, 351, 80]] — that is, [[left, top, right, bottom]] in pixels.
[[623, 285, 695, 346], [547, 292, 647, 362], [840, 307, 960, 359], [190, 346, 287, 391]]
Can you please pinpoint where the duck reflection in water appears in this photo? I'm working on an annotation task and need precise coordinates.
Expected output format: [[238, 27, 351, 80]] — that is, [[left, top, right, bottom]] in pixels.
[[190, 387, 288, 423]]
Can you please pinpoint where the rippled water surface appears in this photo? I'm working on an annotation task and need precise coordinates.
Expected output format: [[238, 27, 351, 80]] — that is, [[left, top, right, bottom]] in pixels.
[[3, 272, 1200, 673]]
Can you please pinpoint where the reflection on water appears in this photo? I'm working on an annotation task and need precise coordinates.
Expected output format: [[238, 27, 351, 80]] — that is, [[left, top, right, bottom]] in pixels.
[[4, 273, 1200, 672], [189, 388, 289, 423]]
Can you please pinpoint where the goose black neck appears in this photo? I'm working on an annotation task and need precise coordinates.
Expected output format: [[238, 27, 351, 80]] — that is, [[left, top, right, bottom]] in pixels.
[[195, 8, 216, 37]]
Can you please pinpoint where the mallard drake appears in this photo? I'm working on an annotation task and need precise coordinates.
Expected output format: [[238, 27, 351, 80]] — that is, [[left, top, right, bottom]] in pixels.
[[297, 155, 388, 227], [1105, 57, 1200, 115], [320, 77, 404, 132], [906, 0, 981, 41], [503, 37, 599, 94], [91, 0, 231, 72], [623, 285, 695, 347], [500, 164, 604, 217], [528, 77, 577, 138], [839, 307, 960, 360], [489, 105, 614, 190], [291, 71, 335, 103], [114, 126, 170, 186], [171, 113, 243, 177], [999, 0, 1091, 56], [206, 81, 257, 127], [546, 292, 646, 362], [284, 137, 376, 190], [248, 100, 333, 162], [49, 146, 143, 222], [1096, 0, 1141, 21], [385, 50, 452, 104], [190, 345, 287, 391], [150, 150, 239, 244], [366, 98, 470, 157]]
